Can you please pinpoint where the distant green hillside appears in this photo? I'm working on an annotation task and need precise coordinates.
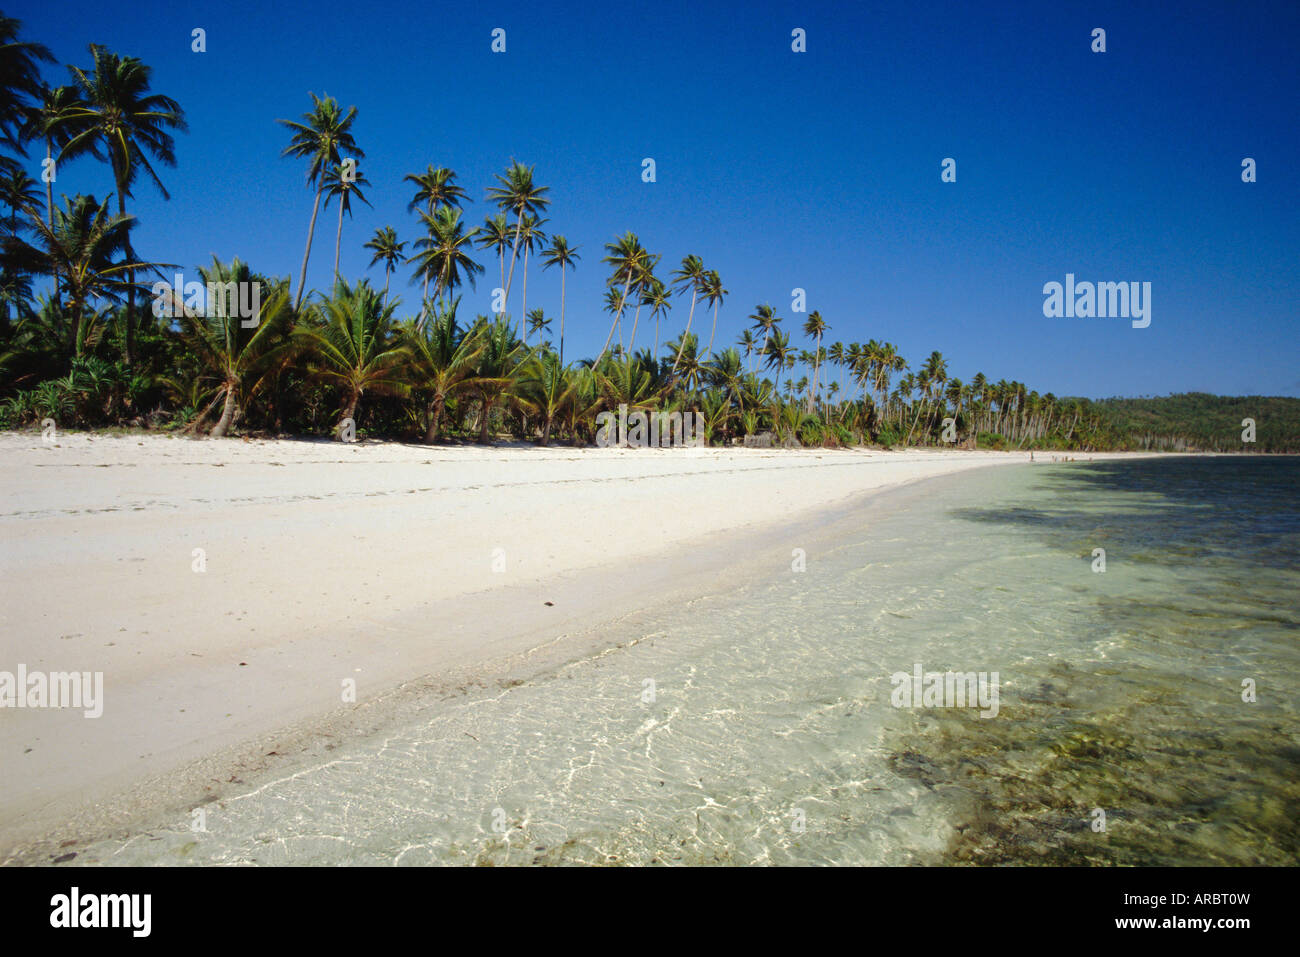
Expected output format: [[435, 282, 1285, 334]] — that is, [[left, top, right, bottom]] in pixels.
[[1078, 393, 1300, 453]]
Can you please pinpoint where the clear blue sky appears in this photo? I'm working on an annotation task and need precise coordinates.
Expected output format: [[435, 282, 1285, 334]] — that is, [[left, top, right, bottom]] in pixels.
[[11, 0, 1300, 397]]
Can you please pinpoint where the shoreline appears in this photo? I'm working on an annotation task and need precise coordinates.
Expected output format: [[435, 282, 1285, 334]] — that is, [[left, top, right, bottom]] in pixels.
[[0, 433, 1183, 861]]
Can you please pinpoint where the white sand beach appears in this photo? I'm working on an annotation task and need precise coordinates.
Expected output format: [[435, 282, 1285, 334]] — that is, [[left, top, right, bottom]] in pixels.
[[0, 433, 1163, 857]]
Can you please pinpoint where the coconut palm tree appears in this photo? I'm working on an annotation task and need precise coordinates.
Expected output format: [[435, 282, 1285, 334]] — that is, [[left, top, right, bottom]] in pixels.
[[484, 159, 549, 311], [540, 234, 578, 365], [19, 84, 80, 231], [643, 277, 672, 355], [470, 315, 526, 444], [475, 212, 511, 295], [60, 44, 186, 363], [598, 354, 662, 433], [277, 92, 362, 310], [874, 342, 904, 422], [595, 231, 645, 363], [180, 258, 293, 436], [363, 226, 405, 301], [801, 310, 827, 413], [525, 307, 551, 345], [0, 14, 53, 152], [294, 278, 406, 431], [763, 328, 793, 377], [3, 193, 167, 358], [664, 331, 706, 395], [401, 297, 484, 443], [407, 206, 483, 325], [321, 161, 371, 281], [402, 166, 466, 302], [702, 269, 727, 358], [517, 213, 547, 342], [516, 351, 576, 445], [0, 157, 39, 232], [749, 303, 781, 364], [737, 329, 757, 369], [0, 159, 42, 327], [669, 254, 705, 374], [626, 250, 659, 355]]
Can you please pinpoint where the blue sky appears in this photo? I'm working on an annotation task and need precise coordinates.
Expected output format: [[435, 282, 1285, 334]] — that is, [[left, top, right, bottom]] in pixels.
[[11, 0, 1300, 397]]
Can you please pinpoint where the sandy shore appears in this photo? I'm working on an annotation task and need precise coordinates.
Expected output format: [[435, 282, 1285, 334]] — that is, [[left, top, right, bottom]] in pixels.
[[0, 432, 1168, 858]]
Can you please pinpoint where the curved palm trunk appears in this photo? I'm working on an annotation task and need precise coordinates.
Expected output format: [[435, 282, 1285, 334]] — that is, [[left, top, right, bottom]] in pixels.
[[807, 334, 822, 414], [382, 271, 391, 301], [558, 268, 567, 367], [211, 387, 238, 437], [905, 396, 926, 444], [421, 201, 434, 303], [520, 249, 530, 342], [424, 393, 446, 444], [339, 393, 359, 437], [672, 290, 698, 374], [478, 394, 495, 444], [595, 266, 636, 365], [503, 211, 523, 305], [333, 199, 344, 282], [44, 141, 54, 230], [115, 184, 135, 365], [706, 300, 720, 359], [628, 300, 642, 354], [295, 187, 324, 310]]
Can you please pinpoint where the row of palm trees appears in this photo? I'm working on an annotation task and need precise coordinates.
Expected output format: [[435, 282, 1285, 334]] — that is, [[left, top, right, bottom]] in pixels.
[[0, 13, 1119, 450]]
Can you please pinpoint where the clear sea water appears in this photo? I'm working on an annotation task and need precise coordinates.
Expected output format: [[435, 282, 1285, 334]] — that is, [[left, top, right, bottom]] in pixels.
[[67, 457, 1300, 865]]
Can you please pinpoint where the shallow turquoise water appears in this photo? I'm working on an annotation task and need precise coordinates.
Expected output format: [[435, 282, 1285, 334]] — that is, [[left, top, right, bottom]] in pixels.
[[69, 457, 1300, 865]]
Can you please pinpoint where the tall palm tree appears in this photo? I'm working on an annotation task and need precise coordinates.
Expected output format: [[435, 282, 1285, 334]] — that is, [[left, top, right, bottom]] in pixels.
[[321, 161, 371, 281], [827, 341, 845, 402], [595, 231, 645, 363], [763, 328, 793, 377], [403, 165, 466, 302], [801, 309, 828, 414], [61, 44, 186, 363], [363, 226, 405, 301], [669, 254, 706, 374], [484, 159, 549, 311], [738, 329, 757, 371], [908, 350, 947, 443], [749, 303, 781, 365], [874, 342, 905, 424], [626, 250, 659, 355], [702, 269, 727, 359], [294, 278, 406, 430], [540, 234, 578, 366], [277, 92, 362, 310], [475, 212, 511, 294], [517, 213, 547, 341], [19, 84, 80, 231], [0, 157, 40, 328], [525, 307, 551, 344], [407, 206, 483, 324], [644, 277, 672, 355], [0, 14, 53, 152], [0, 157, 40, 231]]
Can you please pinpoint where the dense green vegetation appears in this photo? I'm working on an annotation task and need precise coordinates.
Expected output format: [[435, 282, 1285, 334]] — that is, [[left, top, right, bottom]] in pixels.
[[0, 14, 1293, 452], [1087, 394, 1300, 453]]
